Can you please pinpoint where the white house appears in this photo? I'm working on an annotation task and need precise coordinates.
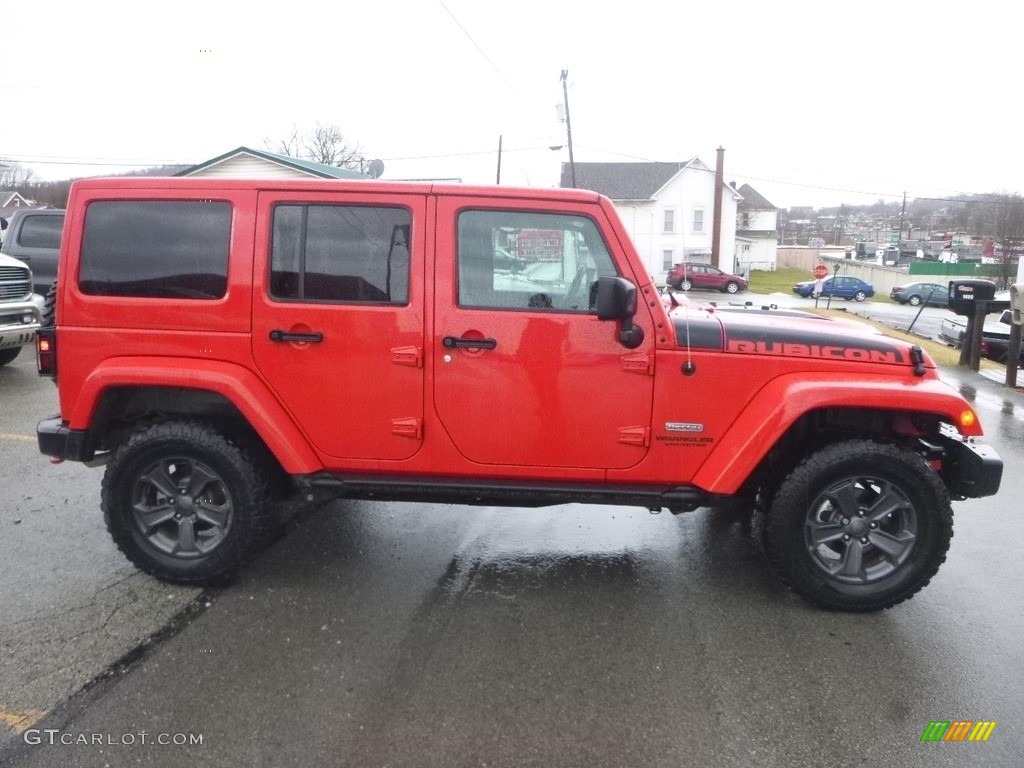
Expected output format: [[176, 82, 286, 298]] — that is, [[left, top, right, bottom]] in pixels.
[[560, 159, 740, 284], [734, 183, 779, 273], [177, 147, 368, 180]]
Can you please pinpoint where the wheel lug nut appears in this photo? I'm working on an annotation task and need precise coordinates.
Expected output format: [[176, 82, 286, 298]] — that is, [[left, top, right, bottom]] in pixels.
[[860, 537, 868, 544], [869, 522, 877, 529], [841, 517, 850, 526], [857, 511, 864, 516], [842, 534, 851, 541]]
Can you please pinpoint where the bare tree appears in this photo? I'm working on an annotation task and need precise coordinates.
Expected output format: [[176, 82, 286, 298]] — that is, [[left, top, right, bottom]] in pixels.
[[984, 193, 1024, 288], [0, 159, 35, 189], [264, 124, 302, 158], [265, 123, 365, 171]]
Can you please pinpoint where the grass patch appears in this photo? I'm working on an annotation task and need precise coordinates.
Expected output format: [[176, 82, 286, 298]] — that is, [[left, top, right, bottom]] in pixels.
[[747, 267, 808, 295]]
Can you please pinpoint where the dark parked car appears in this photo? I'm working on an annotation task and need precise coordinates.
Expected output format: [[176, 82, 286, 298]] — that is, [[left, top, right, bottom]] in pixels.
[[889, 281, 948, 307], [666, 262, 747, 294], [793, 275, 874, 302]]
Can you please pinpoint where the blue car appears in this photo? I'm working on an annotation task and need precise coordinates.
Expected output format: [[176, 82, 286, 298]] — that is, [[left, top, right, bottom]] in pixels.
[[793, 275, 875, 302]]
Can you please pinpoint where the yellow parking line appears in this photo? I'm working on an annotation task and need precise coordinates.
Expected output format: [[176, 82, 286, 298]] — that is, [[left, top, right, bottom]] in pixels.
[[0, 433, 35, 442], [0, 708, 47, 732]]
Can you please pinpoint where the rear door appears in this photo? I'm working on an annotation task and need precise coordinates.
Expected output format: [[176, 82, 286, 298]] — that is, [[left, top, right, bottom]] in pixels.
[[432, 197, 655, 470], [252, 190, 426, 462]]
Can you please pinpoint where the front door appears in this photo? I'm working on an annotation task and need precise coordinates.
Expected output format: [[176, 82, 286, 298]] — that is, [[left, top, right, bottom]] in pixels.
[[252, 190, 426, 462], [432, 198, 655, 470]]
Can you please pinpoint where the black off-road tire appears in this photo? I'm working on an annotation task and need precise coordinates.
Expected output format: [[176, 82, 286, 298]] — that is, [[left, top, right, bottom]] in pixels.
[[0, 347, 21, 366], [763, 440, 953, 611], [102, 421, 276, 585], [41, 281, 57, 329]]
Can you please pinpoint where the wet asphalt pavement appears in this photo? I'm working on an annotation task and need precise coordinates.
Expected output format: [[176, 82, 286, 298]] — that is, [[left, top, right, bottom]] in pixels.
[[1, 340, 1023, 767]]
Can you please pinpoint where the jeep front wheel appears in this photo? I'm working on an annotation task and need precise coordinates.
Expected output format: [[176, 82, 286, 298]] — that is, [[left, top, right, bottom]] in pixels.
[[763, 440, 952, 611], [102, 421, 274, 585]]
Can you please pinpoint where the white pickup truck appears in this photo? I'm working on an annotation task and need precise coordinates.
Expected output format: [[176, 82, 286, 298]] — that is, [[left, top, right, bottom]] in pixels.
[[0, 252, 44, 366]]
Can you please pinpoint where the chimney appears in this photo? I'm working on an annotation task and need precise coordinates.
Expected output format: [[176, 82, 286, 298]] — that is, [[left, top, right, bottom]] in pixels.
[[711, 146, 725, 270]]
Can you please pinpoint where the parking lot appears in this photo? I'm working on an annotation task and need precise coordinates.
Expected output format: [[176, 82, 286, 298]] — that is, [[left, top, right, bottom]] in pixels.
[[2, 321, 1023, 767]]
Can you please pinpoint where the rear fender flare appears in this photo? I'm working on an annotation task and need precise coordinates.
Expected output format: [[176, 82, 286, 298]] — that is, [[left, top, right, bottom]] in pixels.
[[68, 357, 321, 474]]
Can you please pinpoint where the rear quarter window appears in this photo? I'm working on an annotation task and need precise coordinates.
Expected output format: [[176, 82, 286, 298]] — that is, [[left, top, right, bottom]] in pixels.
[[18, 215, 64, 249], [79, 201, 231, 299]]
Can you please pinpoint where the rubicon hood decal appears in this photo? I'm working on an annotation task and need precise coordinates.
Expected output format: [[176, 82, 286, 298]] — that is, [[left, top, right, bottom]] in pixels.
[[670, 310, 911, 364]]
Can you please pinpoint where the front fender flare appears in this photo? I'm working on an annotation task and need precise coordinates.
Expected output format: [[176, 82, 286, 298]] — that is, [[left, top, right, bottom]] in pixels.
[[691, 373, 982, 495]]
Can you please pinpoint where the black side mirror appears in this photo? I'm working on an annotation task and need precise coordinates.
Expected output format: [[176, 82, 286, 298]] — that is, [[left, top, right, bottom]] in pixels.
[[596, 276, 644, 349]]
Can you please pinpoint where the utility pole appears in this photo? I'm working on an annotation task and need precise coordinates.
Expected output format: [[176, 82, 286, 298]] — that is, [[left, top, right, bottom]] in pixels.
[[496, 135, 502, 184], [560, 69, 576, 188], [898, 191, 906, 247]]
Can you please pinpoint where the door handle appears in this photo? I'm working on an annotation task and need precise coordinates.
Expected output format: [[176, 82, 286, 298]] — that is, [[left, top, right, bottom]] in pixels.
[[442, 336, 497, 350], [269, 329, 324, 343]]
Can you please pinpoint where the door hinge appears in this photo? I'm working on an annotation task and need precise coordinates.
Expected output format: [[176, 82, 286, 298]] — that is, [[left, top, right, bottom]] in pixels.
[[391, 346, 423, 368], [621, 352, 654, 376], [618, 426, 650, 447], [392, 417, 423, 439]]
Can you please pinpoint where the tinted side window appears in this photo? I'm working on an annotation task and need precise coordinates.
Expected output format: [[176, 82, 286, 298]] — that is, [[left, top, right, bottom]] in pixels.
[[80, 201, 230, 299], [270, 204, 410, 304], [457, 210, 618, 312], [19, 215, 63, 249]]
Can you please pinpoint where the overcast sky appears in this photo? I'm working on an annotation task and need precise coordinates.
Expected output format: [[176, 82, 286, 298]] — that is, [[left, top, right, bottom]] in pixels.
[[1, 0, 1017, 209]]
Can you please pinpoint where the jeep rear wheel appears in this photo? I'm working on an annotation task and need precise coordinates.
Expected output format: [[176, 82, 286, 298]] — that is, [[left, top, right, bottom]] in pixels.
[[0, 347, 20, 366], [763, 440, 952, 611], [102, 421, 274, 585]]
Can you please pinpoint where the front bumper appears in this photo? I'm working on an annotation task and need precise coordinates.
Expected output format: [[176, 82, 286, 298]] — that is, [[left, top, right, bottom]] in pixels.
[[0, 297, 42, 350], [37, 415, 96, 462], [936, 427, 1003, 499]]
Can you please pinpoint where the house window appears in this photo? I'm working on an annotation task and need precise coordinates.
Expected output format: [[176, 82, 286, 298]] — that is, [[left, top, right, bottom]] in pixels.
[[692, 209, 705, 233], [663, 209, 675, 233], [663, 250, 674, 270]]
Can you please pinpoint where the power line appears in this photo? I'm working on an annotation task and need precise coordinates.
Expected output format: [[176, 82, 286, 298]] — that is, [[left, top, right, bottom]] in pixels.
[[436, 0, 516, 93]]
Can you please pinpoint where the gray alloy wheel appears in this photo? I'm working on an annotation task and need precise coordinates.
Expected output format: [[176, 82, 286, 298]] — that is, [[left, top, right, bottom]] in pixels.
[[763, 439, 952, 611], [102, 421, 274, 584]]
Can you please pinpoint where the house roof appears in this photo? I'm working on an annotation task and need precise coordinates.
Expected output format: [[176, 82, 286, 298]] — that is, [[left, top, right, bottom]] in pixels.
[[0, 191, 32, 208], [736, 183, 777, 210], [560, 160, 705, 200], [176, 146, 368, 179]]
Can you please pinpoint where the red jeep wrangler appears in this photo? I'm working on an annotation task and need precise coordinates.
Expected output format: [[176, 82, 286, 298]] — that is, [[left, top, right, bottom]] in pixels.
[[36, 178, 1002, 610]]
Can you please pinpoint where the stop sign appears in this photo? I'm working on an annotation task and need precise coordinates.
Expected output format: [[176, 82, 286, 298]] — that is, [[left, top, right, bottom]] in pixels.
[[812, 265, 829, 279]]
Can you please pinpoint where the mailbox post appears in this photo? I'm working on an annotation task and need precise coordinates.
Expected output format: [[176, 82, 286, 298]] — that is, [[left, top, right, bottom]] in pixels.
[[1008, 283, 1024, 387], [948, 280, 997, 369]]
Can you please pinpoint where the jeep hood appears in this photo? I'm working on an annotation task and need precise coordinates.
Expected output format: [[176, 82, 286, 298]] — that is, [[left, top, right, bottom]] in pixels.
[[668, 305, 927, 368]]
